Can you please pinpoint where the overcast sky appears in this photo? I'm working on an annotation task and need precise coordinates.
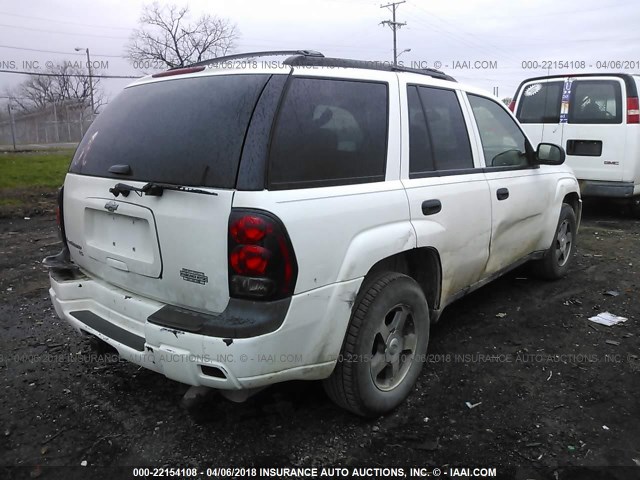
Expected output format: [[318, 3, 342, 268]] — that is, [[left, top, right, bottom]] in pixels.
[[1, 0, 638, 104]]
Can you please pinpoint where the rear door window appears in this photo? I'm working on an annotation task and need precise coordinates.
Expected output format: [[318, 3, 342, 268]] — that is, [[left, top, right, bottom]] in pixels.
[[407, 85, 435, 176], [516, 81, 563, 123], [69, 74, 271, 188], [569, 80, 622, 124], [415, 86, 474, 172], [268, 77, 388, 189]]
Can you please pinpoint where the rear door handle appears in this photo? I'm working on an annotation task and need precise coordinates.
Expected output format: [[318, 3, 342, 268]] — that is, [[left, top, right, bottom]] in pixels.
[[421, 199, 442, 216], [496, 188, 509, 201]]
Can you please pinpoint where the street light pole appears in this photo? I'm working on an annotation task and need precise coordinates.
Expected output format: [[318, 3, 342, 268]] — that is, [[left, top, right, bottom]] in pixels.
[[75, 47, 95, 115], [397, 48, 411, 64]]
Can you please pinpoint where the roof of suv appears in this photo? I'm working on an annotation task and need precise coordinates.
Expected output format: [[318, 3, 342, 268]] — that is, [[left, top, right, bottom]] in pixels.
[[126, 50, 512, 102], [149, 49, 457, 83]]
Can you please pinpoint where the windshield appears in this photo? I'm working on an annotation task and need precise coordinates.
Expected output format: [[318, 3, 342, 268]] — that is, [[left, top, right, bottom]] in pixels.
[[69, 74, 271, 188]]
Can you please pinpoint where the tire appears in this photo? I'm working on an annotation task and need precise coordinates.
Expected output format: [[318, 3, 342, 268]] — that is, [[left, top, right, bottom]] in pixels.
[[531, 203, 577, 279], [323, 272, 430, 417]]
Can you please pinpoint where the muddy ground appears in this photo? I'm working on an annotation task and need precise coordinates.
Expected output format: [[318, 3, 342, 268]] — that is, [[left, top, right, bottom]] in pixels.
[[0, 200, 638, 479]]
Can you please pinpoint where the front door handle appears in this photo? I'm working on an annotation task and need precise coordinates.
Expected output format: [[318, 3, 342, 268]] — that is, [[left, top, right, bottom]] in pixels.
[[496, 188, 509, 201], [422, 199, 442, 216]]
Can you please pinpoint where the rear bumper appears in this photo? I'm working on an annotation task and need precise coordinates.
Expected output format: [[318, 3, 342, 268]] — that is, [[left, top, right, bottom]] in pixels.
[[48, 269, 361, 390], [577, 180, 636, 198]]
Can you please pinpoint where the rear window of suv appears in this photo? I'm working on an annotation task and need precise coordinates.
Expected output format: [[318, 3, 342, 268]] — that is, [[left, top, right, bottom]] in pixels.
[[268, 77, 388, 189], [69, 74, 271, 188]]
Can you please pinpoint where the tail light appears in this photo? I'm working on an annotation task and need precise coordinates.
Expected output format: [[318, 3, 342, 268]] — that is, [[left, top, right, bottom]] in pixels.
[[627, 97, 639, 124], [228, 209, 298, 300], [508, 100, 516, 112]]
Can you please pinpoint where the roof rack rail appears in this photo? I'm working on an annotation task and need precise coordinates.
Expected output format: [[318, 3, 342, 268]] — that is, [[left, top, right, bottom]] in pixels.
[[182, 50, 324, 69], [283, 55, 456, 82], [391, 65, 456, 82]]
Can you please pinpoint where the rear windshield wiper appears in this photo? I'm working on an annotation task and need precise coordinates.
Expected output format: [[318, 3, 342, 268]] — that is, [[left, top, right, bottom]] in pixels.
[[109, 182, 218, 198]]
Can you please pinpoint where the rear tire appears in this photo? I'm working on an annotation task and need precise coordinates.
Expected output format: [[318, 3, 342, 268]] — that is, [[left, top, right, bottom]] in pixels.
[[323, 272, 430, 417], [532, 203, 576, 279]]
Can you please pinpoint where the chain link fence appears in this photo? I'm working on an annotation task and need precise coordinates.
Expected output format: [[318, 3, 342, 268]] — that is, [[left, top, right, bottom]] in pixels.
[[0, 101, 93, 148]]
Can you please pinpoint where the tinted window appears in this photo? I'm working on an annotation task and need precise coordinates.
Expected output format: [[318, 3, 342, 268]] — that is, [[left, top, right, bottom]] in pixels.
[[69, 74, 270, 188], [417, 86, 474, 170], [268, 77, 388, 189], [469, 94, 531, 168], [569, 80, 622, 124], [407, 86, 435, 176], [516, 81, 563, 123]]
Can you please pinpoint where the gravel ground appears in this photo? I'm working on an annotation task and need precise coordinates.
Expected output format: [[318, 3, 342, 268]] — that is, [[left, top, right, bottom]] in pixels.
[[0, 200, 639, 479]]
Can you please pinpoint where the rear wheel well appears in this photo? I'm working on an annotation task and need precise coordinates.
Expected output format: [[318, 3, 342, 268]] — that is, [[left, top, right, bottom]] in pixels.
[[362, 248, 442, 315]]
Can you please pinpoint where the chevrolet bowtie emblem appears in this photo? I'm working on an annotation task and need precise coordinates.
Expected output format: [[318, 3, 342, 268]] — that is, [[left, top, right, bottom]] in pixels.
[[104, 201, 119, 212]]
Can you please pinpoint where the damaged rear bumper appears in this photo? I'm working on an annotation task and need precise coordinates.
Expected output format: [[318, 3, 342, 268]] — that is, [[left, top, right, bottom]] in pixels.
[[48, 269, 361, 390]]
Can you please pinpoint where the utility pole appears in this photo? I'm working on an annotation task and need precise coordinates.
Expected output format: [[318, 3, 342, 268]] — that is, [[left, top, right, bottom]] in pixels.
[[380, 1, 406, 66]]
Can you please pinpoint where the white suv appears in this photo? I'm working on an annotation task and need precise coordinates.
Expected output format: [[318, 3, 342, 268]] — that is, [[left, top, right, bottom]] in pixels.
[[45, 50, 581, 417]]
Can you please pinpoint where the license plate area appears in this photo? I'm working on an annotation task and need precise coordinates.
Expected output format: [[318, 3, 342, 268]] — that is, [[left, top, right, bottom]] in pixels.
[[83, 199, 162, 278]]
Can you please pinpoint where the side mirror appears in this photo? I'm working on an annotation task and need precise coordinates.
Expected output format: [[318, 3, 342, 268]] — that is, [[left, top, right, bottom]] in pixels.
[[536, 143, 565, 165]]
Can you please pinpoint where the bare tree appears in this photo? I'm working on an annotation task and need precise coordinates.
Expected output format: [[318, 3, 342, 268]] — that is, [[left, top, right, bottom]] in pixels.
[[7, 63, 104, 113], [126, 2, 238, 69]]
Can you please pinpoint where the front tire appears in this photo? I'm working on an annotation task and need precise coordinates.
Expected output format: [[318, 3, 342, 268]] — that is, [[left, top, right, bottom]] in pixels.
[[532, 203, 576, 279], [323, 272, 430, 417]]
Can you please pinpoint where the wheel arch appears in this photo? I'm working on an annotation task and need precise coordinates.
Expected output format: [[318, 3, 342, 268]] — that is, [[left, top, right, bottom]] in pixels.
[[359, 247, 443, 320], [540, 177, 582, 246], [562, 191, 582, 230]]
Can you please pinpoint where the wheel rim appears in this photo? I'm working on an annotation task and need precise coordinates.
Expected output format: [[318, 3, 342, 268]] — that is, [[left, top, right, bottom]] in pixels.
[[369, 303, 417, 391], [555, 218, 573, 267]]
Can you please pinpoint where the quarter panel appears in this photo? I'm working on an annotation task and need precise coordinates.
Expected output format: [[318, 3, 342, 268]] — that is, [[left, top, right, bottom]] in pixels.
[[233, 181, 412, 293]]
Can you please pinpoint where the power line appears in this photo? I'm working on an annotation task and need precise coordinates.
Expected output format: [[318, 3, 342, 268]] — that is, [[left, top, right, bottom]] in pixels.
[[406, 2, 520, 64], [380, 1, 406, 66], [0, 95, 32, 99], [0, 69, 140, 79], [0, 44, 123, 58], [459, 0, 630, 20], [0, 23, 129, 40], [0, 11, 134, 31]]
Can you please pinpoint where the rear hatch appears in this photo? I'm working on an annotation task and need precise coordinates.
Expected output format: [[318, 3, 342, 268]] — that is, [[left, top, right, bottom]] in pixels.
[[64, 72, 272, 313]]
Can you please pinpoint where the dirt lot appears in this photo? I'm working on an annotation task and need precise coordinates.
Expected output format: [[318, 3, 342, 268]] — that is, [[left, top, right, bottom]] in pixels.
[[0, 200, 639, 479]]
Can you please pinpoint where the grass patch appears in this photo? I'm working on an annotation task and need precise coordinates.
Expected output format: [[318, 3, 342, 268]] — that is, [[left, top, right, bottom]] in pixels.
[[0, 150, 74, 217], [0, 150, 74, 189], [0, 198, 23, 206]]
